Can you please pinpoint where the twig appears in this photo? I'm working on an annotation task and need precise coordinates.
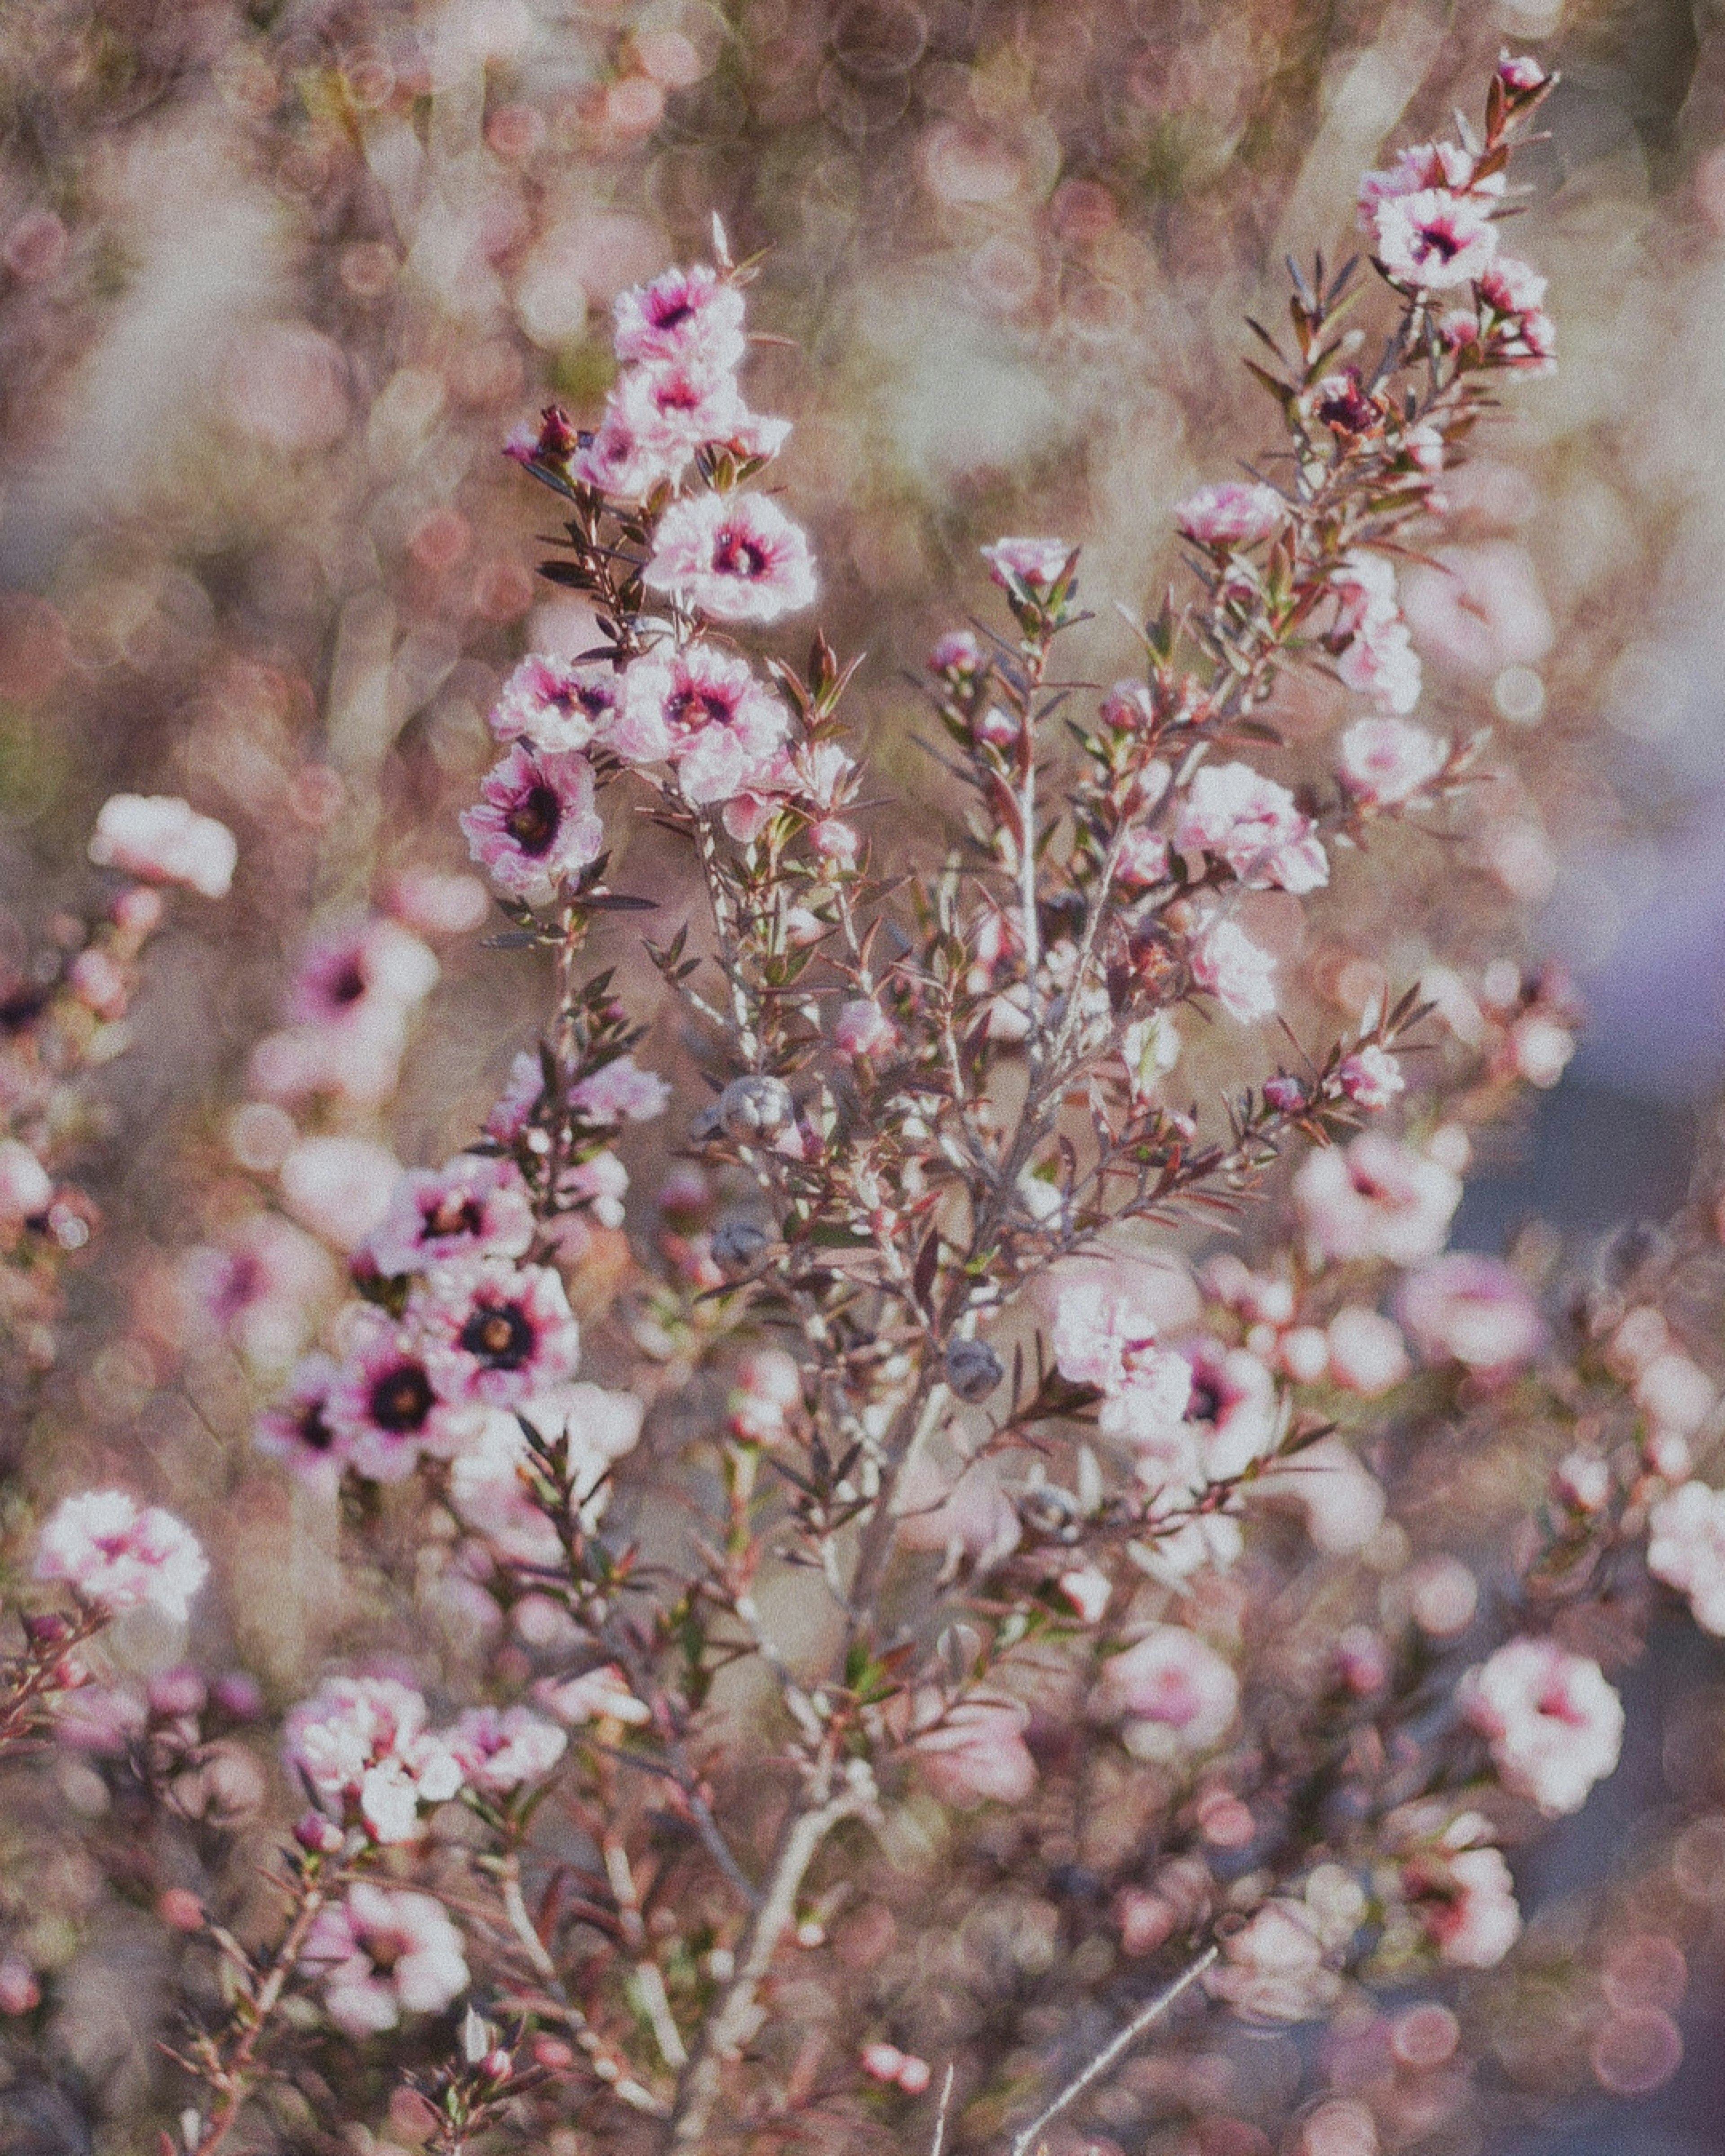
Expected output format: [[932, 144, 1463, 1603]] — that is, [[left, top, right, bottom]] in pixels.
[[932, 2063, 957, 2156], [1005, 1943, 1218, 2156]]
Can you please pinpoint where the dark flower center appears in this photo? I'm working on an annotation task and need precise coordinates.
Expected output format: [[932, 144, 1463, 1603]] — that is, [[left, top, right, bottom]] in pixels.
[[506, 785, 562, 855], [651, 294, 696, 330], [1188, 1380, 1223, 1425], [329, 960, 367, 1006], [668, 687, 736, 731], [424, 1194, 486, 1240], [369, 1363, 435, 1434], [461, 1303, 535, 1369], [711, 528, 768, 579], [1416, 221, 1462, 263], [297, 1401, 337, 1453]]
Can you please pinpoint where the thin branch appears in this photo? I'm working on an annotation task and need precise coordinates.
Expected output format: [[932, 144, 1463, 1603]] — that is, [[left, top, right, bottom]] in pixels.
[[1006, 1944, 1218, 2156]]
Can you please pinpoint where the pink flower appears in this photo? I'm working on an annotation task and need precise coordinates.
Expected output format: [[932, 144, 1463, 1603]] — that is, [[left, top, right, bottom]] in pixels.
[[1325, 1306, 1411, 1395], [35, 1490, 208, 1622], [1462, 1638, 1624, 1816], [1293, 1133, 1462, 1266], [255, 1352, 351, 1484], [1176, 482, 1286, 550], [613, 645, 789, 805], [569, 1055, 672, 1125], [1373, 188, 1499, 289], [1093, 1626, 1239, 1760], [1332, 553, 1422, 714], [535, 1664, 651, 1726], [362, 1154, 536, 1277], [613, 355, 748, 464], [1498, 53, 1550, 95], [1174, 762, 1327, 895], [834, 998, 895, 1058], [385, 867, 488, 939], [489, 655, 621, 752], [571, 397, 686, 499], [326, 1308, 475, 1480], [416, 1259, 581, 1408], [447, 1704, 568, 1794], [486, 1051, 544, 1144], [1189, 910, 1278, 1023], [645, 494, 817, 623], [1115, 825, 1171, 889], [1648, 1482, 1725, 1635], [460, 745, 604, 906], [182, 1215, 339, 1367], [1338, 717, 1449, 806], [1337, 1044, 1404, 1110], [88, 794, 237, 899], [1357, 140, 1499, 226], [1634, 1351, 1715, 1440], [1170, 1339, 1279, 1479], [1397, 1254, 1544, 1372], [0, 1140, 51, 1222], [612, 264, 747, 370], [287, 915, 439, 1032], [283, 1675, 464, 1843], [1408, 1840, 1523, 1969], [1258, 1436, 1386, 1554], [729, 1347, 803, 1441], [981, 536, 1074, 591], [906, 1689, 1037, 1807], [1052, 1274, 1191, 1403], [1207, 1900, 1340, 2023], [304, 1882, 469, 2035], [930, 630, 982, 675], [279, 1136, 402, 1252], [1400, 543, 1553, 677]]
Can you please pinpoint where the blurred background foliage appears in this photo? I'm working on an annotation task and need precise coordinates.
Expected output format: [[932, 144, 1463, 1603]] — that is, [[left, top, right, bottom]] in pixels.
[[6, 1, 1725, 2150]]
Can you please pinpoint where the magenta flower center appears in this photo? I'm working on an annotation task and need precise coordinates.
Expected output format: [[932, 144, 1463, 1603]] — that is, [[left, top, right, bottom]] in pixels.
[[297, 1401, 337, 1453], [710, 528, 768, 579], [424, 1193, 486, 1240]]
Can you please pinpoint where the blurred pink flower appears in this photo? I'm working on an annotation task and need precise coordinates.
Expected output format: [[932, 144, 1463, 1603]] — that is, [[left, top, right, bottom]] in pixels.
[[1093, 1625, 1239, 1759], [485, 1051, 544, 1144], [1293, 1133, 1462, 1266], [645, 494, 816, 623], [981, 537, 1074, 590], [1401, 543, 1553, 677], [279, 1136, 401, 1254], [88, 795, 236, 899], [1397, 1254, 1544, 1372], [1052, 1272, 1189, 1402], [1463, 1638, 1624, 1816], [304, 1883, 468, 2035], [1174, 1338, 1278, 1479], [255, 1352, 350, 1485], [1648, 1481, 1725, 1635], [35, 1490, 208, 1621], [416, 1259, 580, 1408], [1408, 1841, 1523, 1968], [1337, 717, 1449, 806], [461, 745, 604, 906], [569, 1055, 672, 1125], [0, 1139, 52, 1222], [453, 1383, 641, 1560], [893, 1454, 1021, 1567], [1177, 481, 1286, 550], [1176, 763, 1327, 894], [1190, 910, 1278, 1023], [907, 1689, 1037, 1807], [1257, 1437, 1385, 1554], [1338, 1045, 1404, 1109], [1332, 553, 1422, 714], [181, 1214, 339, 1368], [1207, 1900, 1340, 2023], [834, 998, 895, 1058], [362, 1155, 536, 1277], [384, 868, 489, 939], [535, 1664, 651, 1726], [447, 1704, 568, 1794], [1325, 1306, 1411, 1395]]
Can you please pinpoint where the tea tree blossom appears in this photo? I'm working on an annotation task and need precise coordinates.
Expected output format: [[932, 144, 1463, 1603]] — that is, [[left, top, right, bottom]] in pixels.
[[283, 1676, 463, 1845], [254, 1352, 350, 1483], [1294, 1132, 1462, 1267], [904, 1690, 1036, 1807], [613, 644, 789, 803], [417, 1259, 581, 1407], [568, 1055, 671, 1126], [489, 654, 620, 752], [1396, 1253, 1544, 1372], [1189, 910, 1278, 1022], [1648, 1482, 1725, 1635], [1463, 1639, 1625, 1816], [87, 793, 237, 899], [645, 492, 816, 622], [1373, 188, 1499, 290], [1093, 1625, 1240, 1760], [303, 1883, 469, 2036], [1174, 763, 1328, 894], [1176, 481, 1286, 550], [1338, 1044, 1405, 1109], [363, 1155, 536, 1277], [612, 261, 747, 370], [35, 1491, 208, 1622], [325, 1310, 472, 1479], [446, 1704, 568, 1795], [981, 535, 1075, 592], [1337, 716, 1449, 805], [460, 744, 604, 906], [1332, 553, 1422, 714]]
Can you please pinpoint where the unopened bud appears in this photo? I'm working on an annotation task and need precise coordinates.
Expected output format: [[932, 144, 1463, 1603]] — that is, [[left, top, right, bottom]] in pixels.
[[717, 1075, 794, 1143], [945, 1337, 1004, 1403], [481, 2047, 512, 2083], [294, 1811, 345, 1855], [712, 1216, 771, 1277]]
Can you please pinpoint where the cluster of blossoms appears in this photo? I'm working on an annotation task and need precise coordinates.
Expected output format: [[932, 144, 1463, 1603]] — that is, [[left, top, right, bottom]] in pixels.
[[27, 52, 1725, 2156]]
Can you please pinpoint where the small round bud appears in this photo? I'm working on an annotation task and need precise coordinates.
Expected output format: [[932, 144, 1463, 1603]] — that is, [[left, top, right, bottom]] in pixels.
[[22, 1612, 70, 1648], [712, 1216, 771, 1277], [1263, 1073, 1308, 1114], [717, 1074, 794, 1144], [481, 2047, 513, 2083], [294, 1811, 345, 1855], [945, 1337, 1004, 1403]]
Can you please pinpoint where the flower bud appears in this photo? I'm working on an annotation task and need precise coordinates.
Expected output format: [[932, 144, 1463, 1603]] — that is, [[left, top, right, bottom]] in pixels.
[[945, 1337, 1004, 1403], [717, 1075, 794, 1143], [712, 1216, 771, 1277], [295, 1811, 345, 1855]]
